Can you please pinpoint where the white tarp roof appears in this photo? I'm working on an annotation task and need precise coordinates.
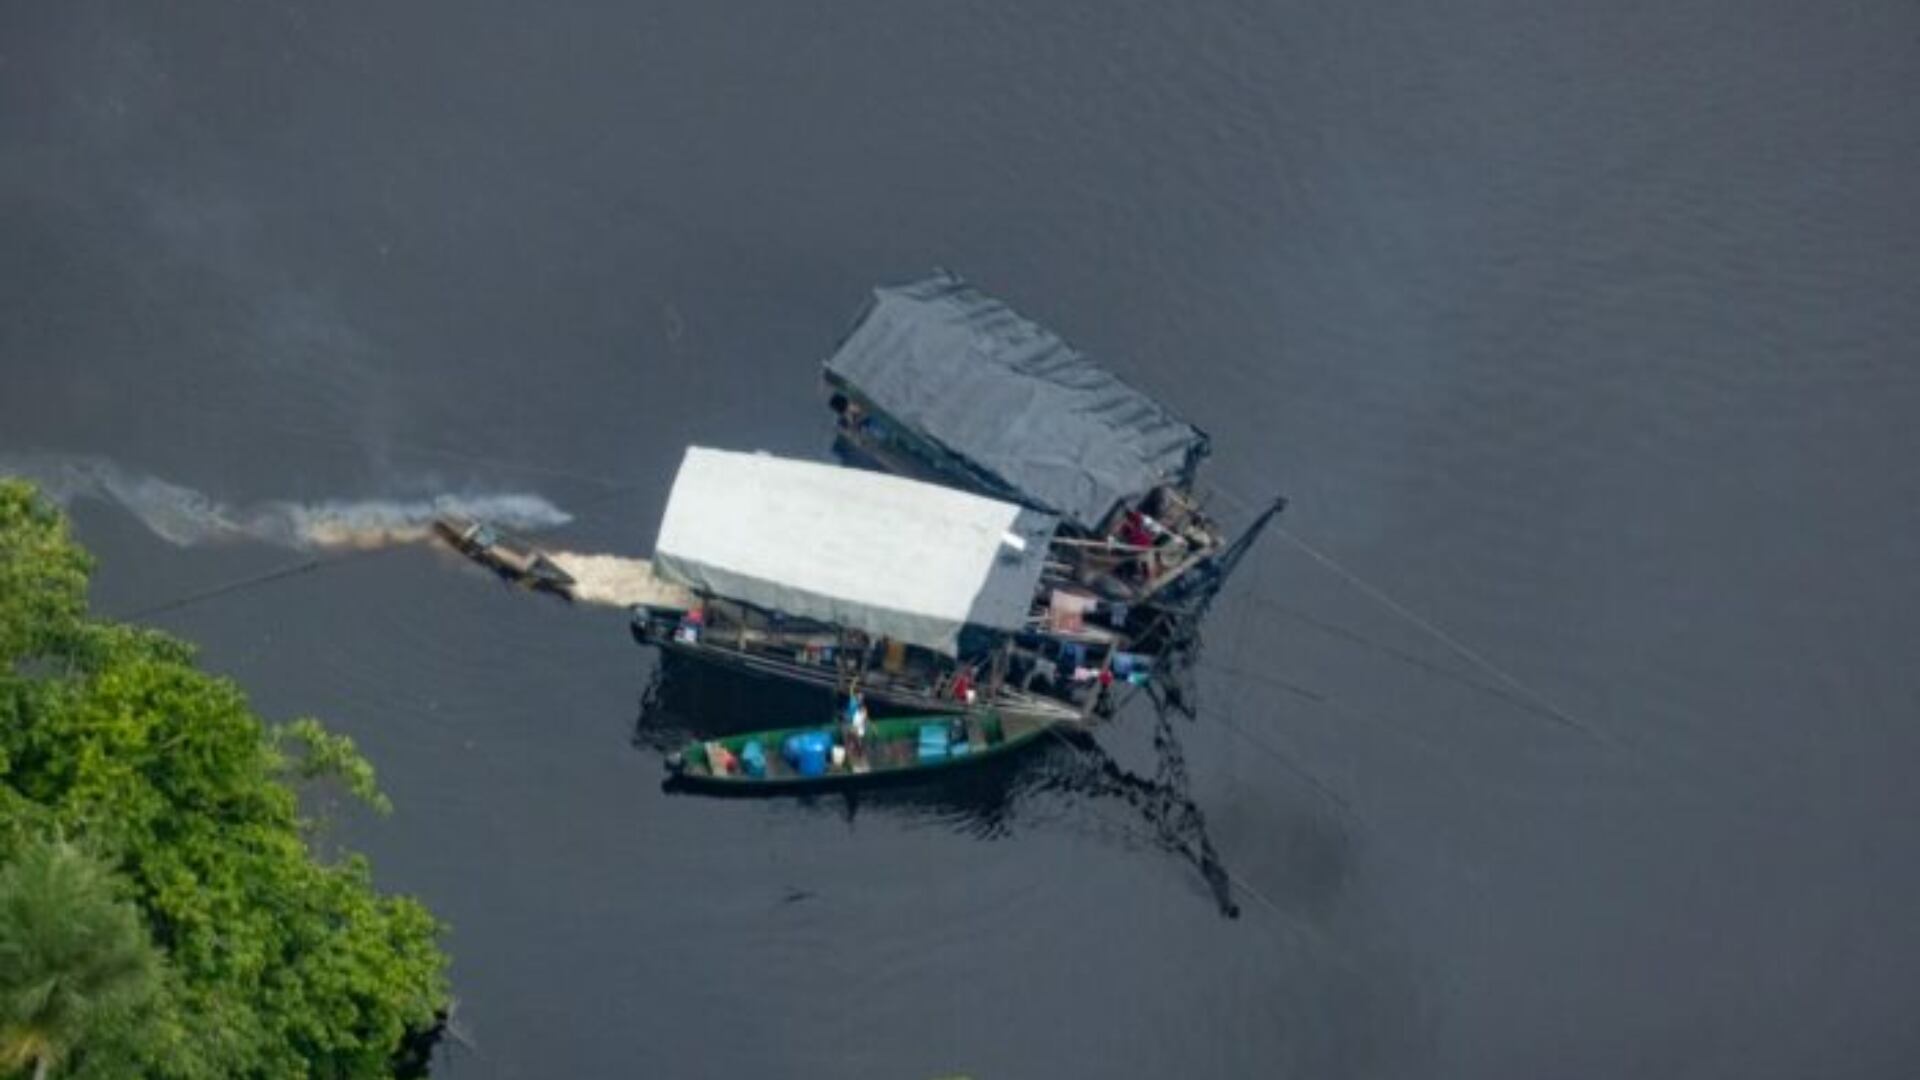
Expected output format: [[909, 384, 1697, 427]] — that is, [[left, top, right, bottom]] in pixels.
[[651, 447, 1058, 656]]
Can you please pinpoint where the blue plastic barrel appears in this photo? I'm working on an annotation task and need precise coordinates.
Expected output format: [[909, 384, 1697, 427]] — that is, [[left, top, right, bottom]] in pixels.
[[795, 743, 828, 776], [781, 732, 833, 776]]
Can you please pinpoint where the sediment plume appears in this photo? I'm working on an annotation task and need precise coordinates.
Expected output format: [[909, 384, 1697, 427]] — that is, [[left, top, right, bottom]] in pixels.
[[1, 454, 571, 551], [545, 552, 692, 609]]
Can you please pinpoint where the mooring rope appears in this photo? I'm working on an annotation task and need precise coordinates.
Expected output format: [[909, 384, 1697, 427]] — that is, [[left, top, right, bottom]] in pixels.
[[1205, 481, 1620, 748], [1268, 523, 1618, 748], [122, 553, 349, 621]]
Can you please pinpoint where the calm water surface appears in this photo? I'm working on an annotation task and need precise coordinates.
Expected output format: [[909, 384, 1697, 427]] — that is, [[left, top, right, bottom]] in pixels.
[[5, 2, 1918, 1077]]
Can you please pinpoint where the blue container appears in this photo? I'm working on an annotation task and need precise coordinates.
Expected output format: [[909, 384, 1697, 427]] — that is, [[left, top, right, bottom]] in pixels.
[[783, 732, 825, 759], [794, 744, 828, 776], [916, 724, 951, 762], [740, 740, 767, 778], [782, 731, 833, 776]]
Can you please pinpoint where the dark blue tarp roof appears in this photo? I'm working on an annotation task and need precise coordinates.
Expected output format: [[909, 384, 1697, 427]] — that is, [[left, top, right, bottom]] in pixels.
[[823, 272, 1209, 530]]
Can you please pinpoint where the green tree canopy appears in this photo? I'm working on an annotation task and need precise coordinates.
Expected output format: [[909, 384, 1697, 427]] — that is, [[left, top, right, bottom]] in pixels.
[[0, 836, 159, 1080], [0, 484, 91, 669], [0, 479, 448, 1078]]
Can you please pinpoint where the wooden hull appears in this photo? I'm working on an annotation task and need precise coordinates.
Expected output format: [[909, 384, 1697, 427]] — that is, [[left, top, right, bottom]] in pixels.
[[665, 711, 1054, 792], [434, 515, 576, 597], [631, 611, 1090, 728]]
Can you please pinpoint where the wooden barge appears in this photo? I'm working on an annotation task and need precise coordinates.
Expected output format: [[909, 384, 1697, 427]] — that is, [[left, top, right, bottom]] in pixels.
[[629, 447, 1120, 729], [821, 271, 1283, 645]]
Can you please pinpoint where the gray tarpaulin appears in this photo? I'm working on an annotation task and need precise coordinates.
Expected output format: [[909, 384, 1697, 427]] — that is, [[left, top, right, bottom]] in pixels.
[[651, 447, 1057, 656], [823, 271, 1210, 531]]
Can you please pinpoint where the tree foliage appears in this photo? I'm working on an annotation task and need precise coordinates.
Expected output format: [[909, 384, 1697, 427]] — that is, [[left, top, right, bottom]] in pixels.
[[0, 486, 91, 668], [0, 836, 159, 1080], [0, 480, 448, 1078]]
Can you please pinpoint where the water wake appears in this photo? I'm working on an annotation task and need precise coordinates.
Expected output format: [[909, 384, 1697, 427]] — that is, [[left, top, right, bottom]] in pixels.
[[546, 552, 691, 609], [1, 454, 571, 551]]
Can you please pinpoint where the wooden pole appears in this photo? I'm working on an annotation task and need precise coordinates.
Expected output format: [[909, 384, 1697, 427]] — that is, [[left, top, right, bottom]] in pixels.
[[1050, 537, 1155, 553]]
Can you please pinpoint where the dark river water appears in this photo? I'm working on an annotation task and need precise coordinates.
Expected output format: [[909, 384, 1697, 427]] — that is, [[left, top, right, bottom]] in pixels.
[[6, 2, 1919, 1077]]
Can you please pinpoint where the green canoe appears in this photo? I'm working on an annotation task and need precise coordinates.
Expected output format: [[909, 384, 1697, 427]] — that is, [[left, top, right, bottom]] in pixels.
[[664, 710, 1056, 791]]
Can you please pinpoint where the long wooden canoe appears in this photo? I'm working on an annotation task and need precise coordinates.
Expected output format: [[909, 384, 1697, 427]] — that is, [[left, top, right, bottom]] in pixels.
[[433, 514, 575, 597], [664, 710, 1054, 791]]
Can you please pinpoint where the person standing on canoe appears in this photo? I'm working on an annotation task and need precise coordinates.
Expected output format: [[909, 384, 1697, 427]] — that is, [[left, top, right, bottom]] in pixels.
[[844, 686, 870, 764]]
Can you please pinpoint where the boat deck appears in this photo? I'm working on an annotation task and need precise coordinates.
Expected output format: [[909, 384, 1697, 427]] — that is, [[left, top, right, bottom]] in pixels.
[[637, 609, 1097, 727]]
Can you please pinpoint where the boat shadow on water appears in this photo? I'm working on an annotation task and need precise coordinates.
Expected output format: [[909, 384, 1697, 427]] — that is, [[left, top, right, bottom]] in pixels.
[[631, 650, 1281, 918]]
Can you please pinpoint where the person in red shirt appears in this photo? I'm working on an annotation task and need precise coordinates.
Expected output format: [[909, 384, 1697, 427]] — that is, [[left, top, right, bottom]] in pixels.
[[1119, 510, 1155, 548]]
